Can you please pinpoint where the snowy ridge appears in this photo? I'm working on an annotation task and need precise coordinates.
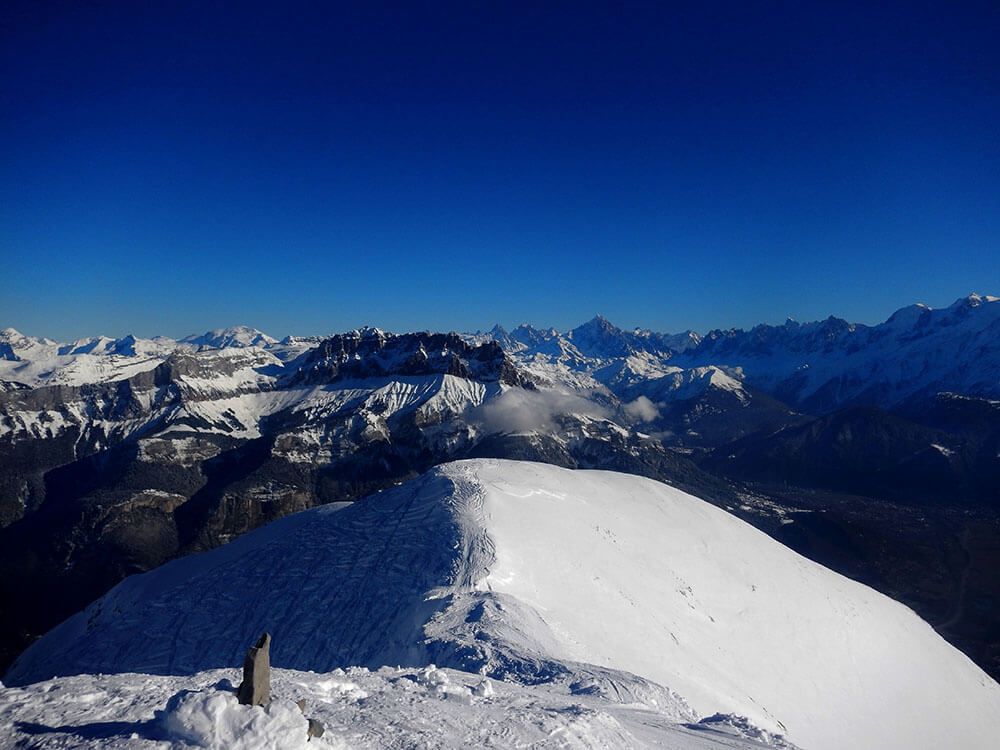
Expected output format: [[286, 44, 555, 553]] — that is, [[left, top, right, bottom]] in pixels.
[[8, 460, 1000, 750]]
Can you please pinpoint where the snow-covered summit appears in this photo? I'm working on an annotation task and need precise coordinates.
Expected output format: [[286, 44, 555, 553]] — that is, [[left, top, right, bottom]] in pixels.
[[9, 460, 1000, 750], [952, 292, 999, 308], [0, 327, 57, 361], [566, 314, 700, 360], [0, 327, 57, 347], [180, 326, 278, 350]]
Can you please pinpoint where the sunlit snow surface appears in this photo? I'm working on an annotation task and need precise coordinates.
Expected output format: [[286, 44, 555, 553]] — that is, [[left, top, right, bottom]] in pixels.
[[5, 460, 1000, 749]]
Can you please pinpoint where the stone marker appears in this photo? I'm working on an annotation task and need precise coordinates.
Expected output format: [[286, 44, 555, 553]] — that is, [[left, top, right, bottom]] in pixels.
[[237, 632, 272, 706], [296, 697, 325, 740], [307, 718, 325, 739]]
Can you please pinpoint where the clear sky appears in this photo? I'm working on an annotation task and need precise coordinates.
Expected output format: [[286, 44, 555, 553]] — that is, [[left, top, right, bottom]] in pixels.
[[2, 1, 998, 340]]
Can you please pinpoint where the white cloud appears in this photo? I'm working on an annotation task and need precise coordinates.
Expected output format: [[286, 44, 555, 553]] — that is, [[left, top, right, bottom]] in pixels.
[[467, 388, 610, 434], [623, 395, 660, 423]]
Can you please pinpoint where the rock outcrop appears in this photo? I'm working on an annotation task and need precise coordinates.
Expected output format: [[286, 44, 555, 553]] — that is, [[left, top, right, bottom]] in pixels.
[[237, 632, 271, 706]]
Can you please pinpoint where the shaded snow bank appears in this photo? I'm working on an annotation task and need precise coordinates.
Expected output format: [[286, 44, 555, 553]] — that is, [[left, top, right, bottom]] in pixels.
[[156, 689, 312, 749]]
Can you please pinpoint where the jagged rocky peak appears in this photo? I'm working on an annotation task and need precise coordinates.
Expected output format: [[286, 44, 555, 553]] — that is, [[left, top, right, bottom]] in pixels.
[[796, 315, 856, 348], [485, 322, 563, 351], [572, 314, 618, 337], [510, 323, 558, 347], [290, 329, 533, 387], [695, 313, 856, 356], [567, 315, 635, 358], [568, 314, 690, 359], [657, 329, 703, 352], [485, 324, 516, 351]]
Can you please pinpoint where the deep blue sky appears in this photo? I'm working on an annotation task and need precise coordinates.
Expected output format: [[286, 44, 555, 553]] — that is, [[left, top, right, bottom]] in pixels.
[[2, 1, 998, 340]]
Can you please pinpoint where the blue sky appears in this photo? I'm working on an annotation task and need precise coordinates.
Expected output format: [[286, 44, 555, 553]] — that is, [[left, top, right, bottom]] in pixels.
[[2, 1, 998, 340]]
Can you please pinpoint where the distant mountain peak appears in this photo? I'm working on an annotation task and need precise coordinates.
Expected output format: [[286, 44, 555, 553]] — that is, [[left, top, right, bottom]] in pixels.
[[180, 326, 277, 350], [885, 303, 931, 328], [953, 292, 998, 308], [583, 313, 615, 330], [289, 329, 532, 388]]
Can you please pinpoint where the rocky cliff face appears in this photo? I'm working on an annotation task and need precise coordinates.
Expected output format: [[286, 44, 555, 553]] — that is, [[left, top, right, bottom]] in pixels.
[[288, 330, 534, 388]]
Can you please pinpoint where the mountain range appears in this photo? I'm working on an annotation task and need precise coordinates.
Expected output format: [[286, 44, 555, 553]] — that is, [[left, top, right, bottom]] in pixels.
[[1, 294, 998, 686]]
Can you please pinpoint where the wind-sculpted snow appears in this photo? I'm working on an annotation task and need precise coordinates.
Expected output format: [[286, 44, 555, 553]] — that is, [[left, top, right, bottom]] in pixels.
[[8, 460, 1000, 750], [0, 666, 798, 749]]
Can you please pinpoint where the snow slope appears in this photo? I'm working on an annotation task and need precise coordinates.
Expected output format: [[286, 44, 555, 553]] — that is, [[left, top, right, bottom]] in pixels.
[[8, 460, 999, 749]]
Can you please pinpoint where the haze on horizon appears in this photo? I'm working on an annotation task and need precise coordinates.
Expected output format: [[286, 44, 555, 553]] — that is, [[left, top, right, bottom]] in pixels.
[[2, 1, 998, 341]]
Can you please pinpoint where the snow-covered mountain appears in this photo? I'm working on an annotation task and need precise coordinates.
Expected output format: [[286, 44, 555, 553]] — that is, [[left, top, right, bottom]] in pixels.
[[673, 293, 1000, 411], [0, 328, 179, 388], [0, 325, 312, 389], [476, 294, 1000, 413], [4, 293, 997, 405], [7, 461, 1000, 750], [180, 325, 278, 350], [0, 326, 720, 683], [2, 295, 999, 695]]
